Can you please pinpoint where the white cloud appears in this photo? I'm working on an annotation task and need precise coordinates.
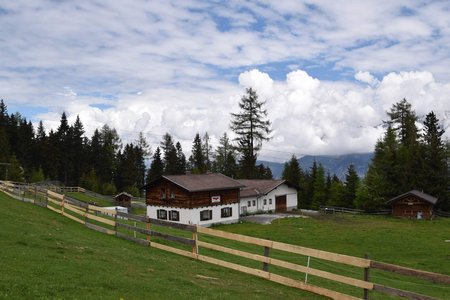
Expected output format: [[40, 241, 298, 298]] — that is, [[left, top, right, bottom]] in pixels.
[[1, 1, 450, 162]]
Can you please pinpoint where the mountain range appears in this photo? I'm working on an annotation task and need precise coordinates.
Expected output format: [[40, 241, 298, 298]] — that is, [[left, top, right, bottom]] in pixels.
[[260, 153, 374, 180]]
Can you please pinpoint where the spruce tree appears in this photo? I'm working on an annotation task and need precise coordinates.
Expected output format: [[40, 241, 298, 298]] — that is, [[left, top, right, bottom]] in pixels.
[[343, 164, 359, 208], [189, 133, 205, 173], [146, 147, 164, 184], [213, 133, 237, 177], [230, 88, 271, 178]]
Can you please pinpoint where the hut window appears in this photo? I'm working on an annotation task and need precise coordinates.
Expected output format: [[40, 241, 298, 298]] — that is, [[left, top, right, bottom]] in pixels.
[[161, 188, 166, 199], [263, 199, 267, 205], [200, 209, 212, 221], [269, 198, 272, 204], [169, 210, 179, 221], [252, 200, 256, 206], [157, 209, 167, 220], [247, 201, 251, 207], [169, 190, 175, 199], [221, 207, 232, 218]]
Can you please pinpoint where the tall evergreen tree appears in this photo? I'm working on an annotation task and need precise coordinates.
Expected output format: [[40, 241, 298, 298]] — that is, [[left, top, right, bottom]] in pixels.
[[160, 133, 178, 175], [202, 132, 212, 172], [311, 163, 326, 209], [342, 164, 359, 208], [326, 175, 344, 207], [189, 133, 206, 173], [230, 87, 271, 178], [281, 155, 302, 188], [422, 111, 448, 210], [146, 147, 164, 184], [212, 133, 237, 177], [175, 142, 186, 175]]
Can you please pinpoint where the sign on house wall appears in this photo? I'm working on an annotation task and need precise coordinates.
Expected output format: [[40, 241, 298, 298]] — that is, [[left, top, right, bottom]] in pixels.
[[211, 195, 221, 203]]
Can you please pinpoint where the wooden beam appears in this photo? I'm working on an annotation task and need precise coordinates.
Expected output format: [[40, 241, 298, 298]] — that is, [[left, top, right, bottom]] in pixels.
[[196, 226, 273, 247], [85, 212, 116, 227], [47, 190, 64, 201], [151, 242, 198, 259], [272, 241, 370, 268], [116, 223, 195, 246], [62, 211, 85, 224], [373, 284, 438, 300], [116, 232, 150, 246], [64, 203, 85, 216], [371, 261, 450, 284], [197, 241, 373, 290], [47, 197, 62, 206], [85, 222, 116, 235], [149, 218, 196, 232], [47, 204, 61, 214]]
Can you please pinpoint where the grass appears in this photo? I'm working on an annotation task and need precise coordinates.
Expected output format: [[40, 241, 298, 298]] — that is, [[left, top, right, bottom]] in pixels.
[[65, 192, 114, 207], [213, 214, 450, 299], [0, 192, 324, 300]]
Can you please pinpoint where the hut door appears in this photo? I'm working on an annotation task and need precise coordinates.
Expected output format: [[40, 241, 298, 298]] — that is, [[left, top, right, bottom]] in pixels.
[[275, 195, 287, 212]]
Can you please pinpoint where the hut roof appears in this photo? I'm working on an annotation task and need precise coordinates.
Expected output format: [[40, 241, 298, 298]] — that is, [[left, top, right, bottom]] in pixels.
[[237, 179, 295, 198], [145, 173, 244, 192], [386, 190, 438, 205]]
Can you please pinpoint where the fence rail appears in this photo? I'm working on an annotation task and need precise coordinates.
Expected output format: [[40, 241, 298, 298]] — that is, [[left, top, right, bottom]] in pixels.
[[1, 180, 449, 300]]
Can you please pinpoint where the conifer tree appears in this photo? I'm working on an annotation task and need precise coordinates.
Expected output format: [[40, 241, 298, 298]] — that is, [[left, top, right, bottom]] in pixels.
[[230, 88, 271, 178], [146, 147, 164, 184], [212, 133, 237, 177], [189, 133, 205, 173], [343, 164, 359, 208]]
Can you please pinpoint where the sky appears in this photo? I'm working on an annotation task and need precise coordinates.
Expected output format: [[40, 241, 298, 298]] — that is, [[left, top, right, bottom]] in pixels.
[[1, 0, 450, 162]]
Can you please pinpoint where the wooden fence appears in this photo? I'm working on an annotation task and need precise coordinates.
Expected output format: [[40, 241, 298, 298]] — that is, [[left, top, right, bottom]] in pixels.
[[1, 181, 449, 300]]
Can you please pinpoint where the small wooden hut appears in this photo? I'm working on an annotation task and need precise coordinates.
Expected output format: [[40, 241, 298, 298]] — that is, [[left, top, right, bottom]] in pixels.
[[386, 190, 437, 219], [115, 192, 133, 208]]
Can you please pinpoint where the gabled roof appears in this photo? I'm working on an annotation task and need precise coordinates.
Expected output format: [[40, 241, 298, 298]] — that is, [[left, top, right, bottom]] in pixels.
[[237, 179, 293, 198], [115, 192, 133, 198], [146, 173, 244, 192], [386, 190, 438, 205]]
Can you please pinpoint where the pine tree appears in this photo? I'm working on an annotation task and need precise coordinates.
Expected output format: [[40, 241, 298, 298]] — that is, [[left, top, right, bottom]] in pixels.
[[422, 111, 448, 210], [146, 147, 164, 184], [342, 164, 359, 208], [213, 133, 237, 177], [311, 163, 326, 209], [189, 133, 205, 173], [202, 132, 212, 172], [281, 155, 302, 188], [175, 142, 186, 175], [230, 88, 271, 178], [327, 175, 344, 206], [160, 133, 178, 175]]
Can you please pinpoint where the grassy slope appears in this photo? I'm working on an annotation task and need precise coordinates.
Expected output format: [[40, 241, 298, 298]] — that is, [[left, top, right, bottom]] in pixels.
[[0, 193, 322, 300]]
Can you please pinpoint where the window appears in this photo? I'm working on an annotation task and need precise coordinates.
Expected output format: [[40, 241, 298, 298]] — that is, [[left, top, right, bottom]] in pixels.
[[200, 209, 212, 221], [169, 210, 179, 221], [247, 201, 251, 207], [263, 199, 267, 205], [221, 207, 232, 218], [169, 190, 175, 199], [252, 200, 256, 206], [160, 188, 166, 199], [241, 206, 247, 214], [157, 209, 167, 220], [269, 198, 272, 205]]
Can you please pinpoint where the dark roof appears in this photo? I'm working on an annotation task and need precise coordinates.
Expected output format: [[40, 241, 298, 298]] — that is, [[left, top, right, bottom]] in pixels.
[[237, 179, 290, 198], [149, 173, 244, 192], [386, 190, 438, 205]]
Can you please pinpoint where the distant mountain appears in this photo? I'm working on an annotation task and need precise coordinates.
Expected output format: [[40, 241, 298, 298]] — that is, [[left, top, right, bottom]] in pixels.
[[259, 153, 374, 180]]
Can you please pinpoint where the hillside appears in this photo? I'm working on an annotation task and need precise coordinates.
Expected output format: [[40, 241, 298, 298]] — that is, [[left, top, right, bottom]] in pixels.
[[0, 192, 321, 300], [261, 153, 374, 179]]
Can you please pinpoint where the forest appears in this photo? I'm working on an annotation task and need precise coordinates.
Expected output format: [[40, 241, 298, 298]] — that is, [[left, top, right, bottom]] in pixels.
[[1, 96, 449, 211], [282, 99, 449, 211]]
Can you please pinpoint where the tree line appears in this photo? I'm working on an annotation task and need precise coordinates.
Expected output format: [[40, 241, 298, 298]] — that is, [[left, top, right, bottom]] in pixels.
[[282, 99, 449, 211], [0, 88, 273, 195]]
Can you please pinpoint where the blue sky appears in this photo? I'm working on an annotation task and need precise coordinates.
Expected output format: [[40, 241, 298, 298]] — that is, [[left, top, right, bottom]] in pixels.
[[1, 1, 450, 161]]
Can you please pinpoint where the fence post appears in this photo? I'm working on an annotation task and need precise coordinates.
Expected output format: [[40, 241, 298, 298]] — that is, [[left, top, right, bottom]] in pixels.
[[305, 256, 311, 283], [114, 207, 118, 234], [262, 246, 270, 271], [61, 195, 65, 215], [146, 218, 151, 245], [192, 230, 198, 256], [364, 254, 370, 300]]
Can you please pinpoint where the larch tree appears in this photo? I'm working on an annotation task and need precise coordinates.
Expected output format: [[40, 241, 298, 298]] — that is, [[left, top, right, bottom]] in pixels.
[[230, 87, 271, 179]]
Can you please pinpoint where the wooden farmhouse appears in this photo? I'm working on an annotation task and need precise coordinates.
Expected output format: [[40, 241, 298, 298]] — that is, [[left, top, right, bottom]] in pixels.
[[386, 190, 437, 219], [144, 173, 244, 226], [115, 192, 133, 208], [237, 179, 298, 214]]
